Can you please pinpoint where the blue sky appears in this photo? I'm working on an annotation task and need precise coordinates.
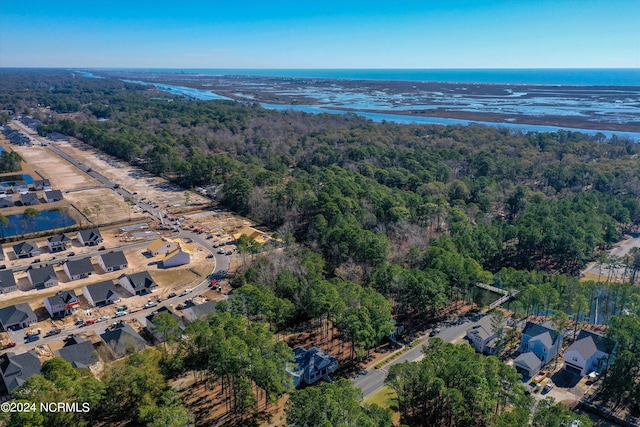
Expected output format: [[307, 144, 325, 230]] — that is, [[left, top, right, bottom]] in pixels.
[[1, 0, 638, 68]]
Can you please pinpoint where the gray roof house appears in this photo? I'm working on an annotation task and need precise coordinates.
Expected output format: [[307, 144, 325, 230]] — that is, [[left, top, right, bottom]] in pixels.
[[514, 351, 544, 379], [82, 280, 121, 307], [287, 347, 339, 388], [63, 258, 94, 281], [44, 190, 63, 203], [466, 315, 498, 355], [19, 193, 40, 206], [33, 179, 52, 191], [100, 322, 147, 359], [518, 321, 562, 365], [0, 351, 42, 393], [563, 330, 613, 377], [144, 306, 185, 342], [57, 336, 99, 370], [0, 303, 37, 331], [44, 290, 80, 318], [27, 265, 58, 289], [47, 233, 72, 253], [0, 270, 17, 294], [182, 300, 217, 323], [47, 132, 69, 142], [12, 181, 29, 194], [97, 251, 128, 272], [0, 197, 14, 208], [76, 228, 103, 246], [118, 271, 158, 296], [13, 241, 40, 259]]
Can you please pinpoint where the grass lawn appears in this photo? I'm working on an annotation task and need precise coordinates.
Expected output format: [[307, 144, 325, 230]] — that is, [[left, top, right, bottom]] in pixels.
[[363, 386, 400, 425]]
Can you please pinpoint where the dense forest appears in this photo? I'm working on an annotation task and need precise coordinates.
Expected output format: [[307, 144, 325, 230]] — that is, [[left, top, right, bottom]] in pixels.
[[2, 69, 640, 426]]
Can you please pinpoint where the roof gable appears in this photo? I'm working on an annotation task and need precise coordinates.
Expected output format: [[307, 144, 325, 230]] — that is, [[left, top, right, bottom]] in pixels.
[[65, 258, 93, 276], [99, 251, 127, 268], [28, 265, 57, 285]]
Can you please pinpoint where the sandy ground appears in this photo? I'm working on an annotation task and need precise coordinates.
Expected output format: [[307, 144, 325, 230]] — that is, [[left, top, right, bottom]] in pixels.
[[581, 233, 640, 282]]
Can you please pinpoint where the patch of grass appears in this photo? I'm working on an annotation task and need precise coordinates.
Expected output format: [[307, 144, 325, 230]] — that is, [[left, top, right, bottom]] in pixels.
[[363, 385, 396, 409]]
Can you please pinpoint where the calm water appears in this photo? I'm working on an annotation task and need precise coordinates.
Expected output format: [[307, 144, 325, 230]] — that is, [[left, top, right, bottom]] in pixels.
[[0, 174, 34, 187], [0, 210, 76, 237], [98, 68, 640, 86]]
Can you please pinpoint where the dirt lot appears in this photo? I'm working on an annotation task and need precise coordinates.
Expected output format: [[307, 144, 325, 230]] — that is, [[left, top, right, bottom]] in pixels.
[[54, 137, 209, 209]]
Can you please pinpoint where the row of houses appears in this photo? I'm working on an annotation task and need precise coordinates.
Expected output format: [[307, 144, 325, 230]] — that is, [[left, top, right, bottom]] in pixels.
[[0, 190, 63, 208], [6, 229, 103, 261], [0, 270, 159, 327], [0, 178, 53, 196], [0, 250, 128, 294], [1, 127, 30, 146], [466, 317, 612, 380]]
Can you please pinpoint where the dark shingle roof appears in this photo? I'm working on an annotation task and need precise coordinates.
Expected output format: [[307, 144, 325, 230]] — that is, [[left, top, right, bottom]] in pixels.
[[44, 190, 63, 201], [100, 323, 146, 358], [290, 347, 338, 378], [0, 270, 16, 290], [522, 321, 560, 345], [124, 271, 157, 291], [57, 337, 99, 369], [77, 228, 102, 243], [19, 193, 39, 205], [0, 304, 36, 329], [0, 351, 41, 392], [84, 280, 119, 302], [64, 258, 93, 277], [48, 233, 71, 244], [28, 265, 57, 286], [514, 352, 543, 370], [46, 290, 78, 307], [182, 300, 217, 322], [99, 251, 127, 269], [0, 198, 14, 208], [13, 241, 38, 256]]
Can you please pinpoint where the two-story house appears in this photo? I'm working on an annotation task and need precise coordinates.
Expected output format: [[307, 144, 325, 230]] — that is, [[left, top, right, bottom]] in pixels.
[[563, 330, 613, 377], [0, 303, 37, 331], [82, 280, 121, 307], [514, 321, 562, 378], [44, 290, 80, 318], [287, 347, 339, 388], [47, 233, 72, 253], [466, 315, 498, 355]]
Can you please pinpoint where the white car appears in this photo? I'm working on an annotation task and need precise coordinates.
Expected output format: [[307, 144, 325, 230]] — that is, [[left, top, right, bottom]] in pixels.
[[114, 311, 128, 318], [180, 288, 192, 297], [143, 301, 158, 309]]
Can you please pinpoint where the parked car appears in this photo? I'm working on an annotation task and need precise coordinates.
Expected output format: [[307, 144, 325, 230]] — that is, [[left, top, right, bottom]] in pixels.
[[114, 311, 128, 318], [543, 382, 555, 393], [429, 327, 441, 337], [96, 316, 109, 323], [143, 301, 158, 309], [180, 288, 193, 297], [2, 342, 16, 349], [44, 328, 62, 337], [83, 319, 96, 326], [24, 334, 40, 343], [168, 292, 177, 298]]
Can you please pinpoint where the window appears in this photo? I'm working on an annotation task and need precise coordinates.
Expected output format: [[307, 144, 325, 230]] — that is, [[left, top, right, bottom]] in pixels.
[[543, 348, 546, 353], [572, 356, 578, 362]]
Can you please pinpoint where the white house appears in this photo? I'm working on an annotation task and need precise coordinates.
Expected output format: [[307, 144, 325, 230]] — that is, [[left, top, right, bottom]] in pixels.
[[0, 270, 17, 294], [63, 258, 94, 281], [47, 233, 72, 253], [82, 280, 121, 307], [76, 228, 103, 246], [27, 265, 58, 289], [146, 238, 178, 256], [563, 330, 612, 377], [44, 290, 80, 318], [159, 247, 191, 268], [97, 251, 128, 272], [119, 271, 158, 295]]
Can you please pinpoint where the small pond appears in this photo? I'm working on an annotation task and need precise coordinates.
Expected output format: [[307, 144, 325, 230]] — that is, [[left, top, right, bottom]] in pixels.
[[0, 209, 76, 237]]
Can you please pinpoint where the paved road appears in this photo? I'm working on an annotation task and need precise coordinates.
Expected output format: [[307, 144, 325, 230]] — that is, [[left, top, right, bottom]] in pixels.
[[353, 317, 482, 399]]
